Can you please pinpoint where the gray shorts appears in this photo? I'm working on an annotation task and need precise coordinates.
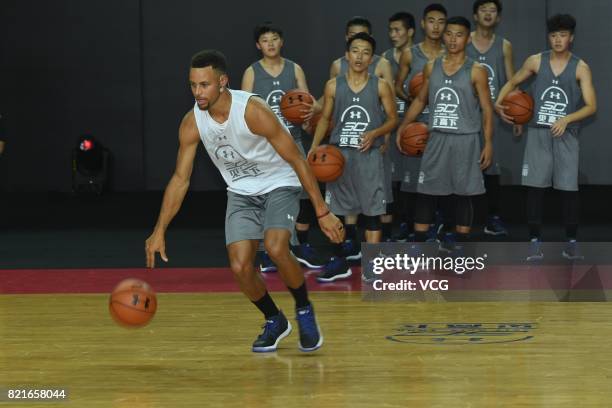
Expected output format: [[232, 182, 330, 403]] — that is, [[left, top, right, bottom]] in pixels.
[[417, 131, 485, 196], [325, 147, 386, 216], [225, 186, 301, 245], [480, 116, 501, 176], [399, 155, 423, 193], [521, 126, 579, 191]]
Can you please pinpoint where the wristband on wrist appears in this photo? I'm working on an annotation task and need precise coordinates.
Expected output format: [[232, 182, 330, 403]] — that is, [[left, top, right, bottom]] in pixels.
[[316, 210, 330, 219]]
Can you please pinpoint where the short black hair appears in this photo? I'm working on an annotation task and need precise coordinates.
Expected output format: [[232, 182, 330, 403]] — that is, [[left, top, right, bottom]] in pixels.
[[191, 50, 228, 74], [446, 16, 471, 32], [346, 32, 377, 53], [423, 3, 448, 19], [389, 12, 416, 30], [547, 14, 576, 34], [346, 16, 372, 34], [253, 22, 283, 43], [473, 0, 503, 15]]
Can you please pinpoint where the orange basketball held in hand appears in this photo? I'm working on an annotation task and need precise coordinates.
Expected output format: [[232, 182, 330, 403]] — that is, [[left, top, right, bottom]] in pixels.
[[280, 89, 314, 125], [307, 145, 345, 182], [501, 90, 534, 125], [304, 112, 333, 137], [409, 72, 425, 98], [109, 278, 157, 328], [400, 122, 430, 157]]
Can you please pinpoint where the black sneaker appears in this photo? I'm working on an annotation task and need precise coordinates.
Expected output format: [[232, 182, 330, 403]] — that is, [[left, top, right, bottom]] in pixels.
[[392, 222, 410, 242], [292, 243, 326, 269], [484, 215, 508, 236], [295, 304, 323, 352], [340, 239, 362, 261], [526, 238, 544, 262], [252, 311, 292, 353], [562, 240, 584, 260], [316, 257, 352, 283]]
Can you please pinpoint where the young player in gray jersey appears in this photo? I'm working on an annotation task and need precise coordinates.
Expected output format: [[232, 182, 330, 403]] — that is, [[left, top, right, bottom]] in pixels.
[[381, 11, 415, 242], [394, 4, 447, 242], [398, 17, 494, 250], [241, 22, 328, 273], [311, 32, 398, 282], [467, 0, 519, 236], [324, 17, 395, 261], [146, 50, 345, 353], [496, 14, 597, 261]]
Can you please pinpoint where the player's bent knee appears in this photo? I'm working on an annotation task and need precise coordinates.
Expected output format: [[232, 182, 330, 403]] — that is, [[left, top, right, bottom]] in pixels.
[[229, 259, 254, 280]]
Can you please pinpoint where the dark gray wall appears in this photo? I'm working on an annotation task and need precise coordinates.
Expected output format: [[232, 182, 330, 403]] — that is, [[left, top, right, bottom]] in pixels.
[[0, 0, 608, 191], [0, 0, 143, 191]]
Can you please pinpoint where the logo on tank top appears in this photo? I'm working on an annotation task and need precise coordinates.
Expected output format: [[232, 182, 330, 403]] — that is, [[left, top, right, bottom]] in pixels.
[[536, 81, 569, 126], [339, 104, 371, 147], [479, 62, 496, 100], [432, 87, 461, 130], [215, 145, 263, 182], [266, 89, 293, 129]]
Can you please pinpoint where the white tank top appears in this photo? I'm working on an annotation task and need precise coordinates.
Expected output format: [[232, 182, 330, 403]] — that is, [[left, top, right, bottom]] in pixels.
[[193, 89, 300, 195]]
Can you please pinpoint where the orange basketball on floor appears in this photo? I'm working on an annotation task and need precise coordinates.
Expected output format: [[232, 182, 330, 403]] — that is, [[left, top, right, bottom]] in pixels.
[[109, 278, 157, 328], [400, 122, 429, 156], [304, 112, 333, 137], [280, 89, 314, 125], [501, 90, 534, 125], [409, 72, 424, 98], [308, 145, 345, 182]]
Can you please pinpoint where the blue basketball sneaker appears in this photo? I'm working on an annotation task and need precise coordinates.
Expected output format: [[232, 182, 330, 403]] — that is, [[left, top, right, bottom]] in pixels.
[[392, 222, 411, 242], [292, 243, 326, 269], [484, 215, 508, 236], [316, 257, 352, 283], [295, 304, 323, 352], [526, 238, 544, 262], [252, 311, 292, 353], [562, 240, 584, 261], [259, 252, 277, 273], [339, 239, 362, 261]]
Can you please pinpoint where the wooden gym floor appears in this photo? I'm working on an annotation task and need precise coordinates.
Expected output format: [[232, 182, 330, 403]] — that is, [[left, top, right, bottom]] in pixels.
[[2, 266, 612, 407]]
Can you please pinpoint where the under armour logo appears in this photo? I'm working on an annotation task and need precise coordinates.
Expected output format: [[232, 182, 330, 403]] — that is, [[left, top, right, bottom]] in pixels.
[[440, 93, 451, 101], [222, 150, 235, 160], [287, 214, 294, 221], [550, 91, 561, 99], [479, 56, 486, 61], [271, 95, 281, 103], [273, 81, 280, 86], [552, 80, 559, 85], [444, 79, 452, 84], [349, 111, 362, 119], [352, 97, 360, 102]]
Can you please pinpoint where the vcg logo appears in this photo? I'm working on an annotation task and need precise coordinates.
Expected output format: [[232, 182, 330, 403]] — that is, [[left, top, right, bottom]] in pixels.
[[432, 87, 461, 130], [266, 90, 293, 128], [339, 105, 371, 147]]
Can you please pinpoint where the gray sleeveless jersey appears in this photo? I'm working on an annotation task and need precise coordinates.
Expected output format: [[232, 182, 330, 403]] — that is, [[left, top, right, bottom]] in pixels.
[[428, 57, 481, 134], [383, 48, 405, 116], [466, 35, 506, 102], [531, 51, 582, 129], [408, 44, 432, 122], [339, 54, 381, 76], [251, 58, 301, 141], [330, 75, 385, 148]]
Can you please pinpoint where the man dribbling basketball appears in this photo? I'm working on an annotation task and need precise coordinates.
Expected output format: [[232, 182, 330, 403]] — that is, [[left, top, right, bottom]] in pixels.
[[496, 14, 597, 260], [145, 50, 344, 353]]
